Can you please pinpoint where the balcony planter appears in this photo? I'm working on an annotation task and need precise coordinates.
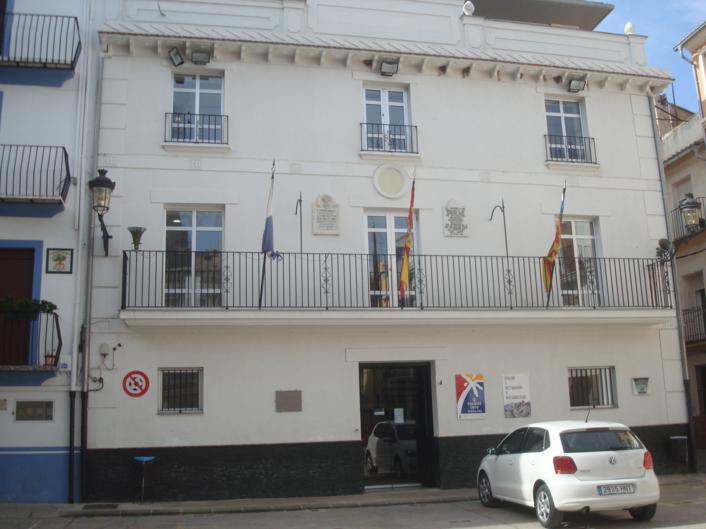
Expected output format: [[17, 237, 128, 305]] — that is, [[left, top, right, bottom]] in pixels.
[[0, 297, 58, 320]]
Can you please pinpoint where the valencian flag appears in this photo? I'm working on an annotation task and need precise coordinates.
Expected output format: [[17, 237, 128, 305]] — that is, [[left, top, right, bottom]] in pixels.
[[542, 185, 566, 293], [398, 174, 416, 303]]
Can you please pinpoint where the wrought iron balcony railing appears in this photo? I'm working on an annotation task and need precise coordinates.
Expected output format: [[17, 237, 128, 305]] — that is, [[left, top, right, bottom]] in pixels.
[[165, 113, 229, 144], [0, 13, 81, 69], [121, 251, 671, 311], [0, 145, 71, 202], [0, 311, 62, 367], [669, 197, 706, 241], [544, 134, 597, 164], [683, 306, 706, 344], [360, 123, 418, 154]]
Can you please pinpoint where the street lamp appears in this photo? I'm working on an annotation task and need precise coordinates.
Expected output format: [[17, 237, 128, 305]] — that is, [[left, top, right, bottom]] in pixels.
[[88, 169, 116, 257], [127, 227, 146, 250], [679, 193, 701, 233]]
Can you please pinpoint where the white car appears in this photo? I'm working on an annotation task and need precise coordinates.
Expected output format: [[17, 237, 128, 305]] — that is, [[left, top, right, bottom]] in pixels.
[[477, 421, 660, 528], [365, 421, 417, 476]]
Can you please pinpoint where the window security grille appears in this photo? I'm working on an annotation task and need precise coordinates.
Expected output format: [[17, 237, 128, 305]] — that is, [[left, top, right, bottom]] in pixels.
[[568, 367, 617, 408], [159, 368, 203, 413]]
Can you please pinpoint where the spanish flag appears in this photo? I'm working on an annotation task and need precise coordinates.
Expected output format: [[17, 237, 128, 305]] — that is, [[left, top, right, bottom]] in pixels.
[[399, 176, 416, 302], [542, 186, 566, 293]]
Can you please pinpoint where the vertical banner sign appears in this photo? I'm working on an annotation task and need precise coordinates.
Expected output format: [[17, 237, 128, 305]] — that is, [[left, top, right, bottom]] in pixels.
[[503, 374, 531, 418], [455, 373, 486, 419]]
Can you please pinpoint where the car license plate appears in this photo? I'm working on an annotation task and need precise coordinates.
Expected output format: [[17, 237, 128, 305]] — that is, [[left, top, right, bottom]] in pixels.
[[597, 484, 636, 496]]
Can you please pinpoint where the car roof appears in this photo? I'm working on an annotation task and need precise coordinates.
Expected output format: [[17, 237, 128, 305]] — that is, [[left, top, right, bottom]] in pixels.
[[524, 420, 629, 432]]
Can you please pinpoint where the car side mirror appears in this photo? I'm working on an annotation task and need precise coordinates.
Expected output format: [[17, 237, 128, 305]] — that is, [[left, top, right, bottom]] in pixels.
[[486, 447, 496, 455]]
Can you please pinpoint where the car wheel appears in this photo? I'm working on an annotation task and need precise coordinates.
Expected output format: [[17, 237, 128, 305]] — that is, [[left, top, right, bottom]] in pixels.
[[629, 503, 657, 522], [477, 472, 500, 507], [535, 484, 563, 529], [365, 452, 377, 475]]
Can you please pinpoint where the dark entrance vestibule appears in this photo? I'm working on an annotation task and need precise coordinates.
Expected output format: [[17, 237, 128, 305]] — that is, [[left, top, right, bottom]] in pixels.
[[359, 363, 434, 488]]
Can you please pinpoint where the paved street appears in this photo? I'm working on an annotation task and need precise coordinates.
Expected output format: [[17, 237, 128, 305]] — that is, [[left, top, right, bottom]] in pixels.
[[2, 477, 706, 529]]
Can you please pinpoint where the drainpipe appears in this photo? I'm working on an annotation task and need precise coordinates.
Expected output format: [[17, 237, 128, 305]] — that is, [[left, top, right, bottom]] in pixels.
[[649, 96, 697, 470]]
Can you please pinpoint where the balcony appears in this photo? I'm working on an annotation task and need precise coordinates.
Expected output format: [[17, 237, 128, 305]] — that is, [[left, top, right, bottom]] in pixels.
[[669, 197, 706, 242], [360, 123, 419, 155], [0, 145, 71, 217], [683, 306, 706, 344], [544, 134, 597, 165], [0, 310, 62, 368], [0, 13, 81, 82], [121, 252, 671, 325], [164, 113, 229, 146]]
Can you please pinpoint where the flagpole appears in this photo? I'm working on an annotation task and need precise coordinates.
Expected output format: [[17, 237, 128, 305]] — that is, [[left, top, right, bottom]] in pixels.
[[258, 160, 276, 309], [544, 184, 566, 309]]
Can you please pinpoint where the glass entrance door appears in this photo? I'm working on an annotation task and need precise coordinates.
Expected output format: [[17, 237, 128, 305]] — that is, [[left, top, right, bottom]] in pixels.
[[359, 363, 433, 487]]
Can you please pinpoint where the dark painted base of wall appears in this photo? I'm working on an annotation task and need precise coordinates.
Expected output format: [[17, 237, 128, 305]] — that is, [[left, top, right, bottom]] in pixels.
[[86, 424, 690, 502], [435, 423, 691, 490], [85, 441, 363, 502]]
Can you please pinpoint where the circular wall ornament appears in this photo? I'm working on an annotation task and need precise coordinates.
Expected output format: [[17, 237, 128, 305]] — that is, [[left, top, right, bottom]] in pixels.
[[373, 165, 409, 199]]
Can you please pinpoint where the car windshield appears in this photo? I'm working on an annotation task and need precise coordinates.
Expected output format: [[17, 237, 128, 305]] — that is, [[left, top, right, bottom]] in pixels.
[[395, 424, 416, 440], [560, 429, 643, 453]]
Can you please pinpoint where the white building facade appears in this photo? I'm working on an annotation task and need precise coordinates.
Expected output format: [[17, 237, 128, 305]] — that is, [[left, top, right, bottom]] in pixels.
[[84, 0, 688, 501], [0, 0, 104, 502]]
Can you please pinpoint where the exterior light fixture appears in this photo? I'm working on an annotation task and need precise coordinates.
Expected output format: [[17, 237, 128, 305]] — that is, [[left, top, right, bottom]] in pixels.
[[88, 169, 116, 257], [462, 1, 475, 16], [191, 51, 211, 65], [380, 58, 399, 77], [567, 79, 586, 93], [679, 193, 701, 233], [168, 47, 184, 67], [127, 227, 147, 250]]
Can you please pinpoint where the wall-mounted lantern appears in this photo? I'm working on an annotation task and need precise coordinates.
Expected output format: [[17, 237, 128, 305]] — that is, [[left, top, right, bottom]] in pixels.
[[679, 193, 701, 233], [88, 169, 116, 257]]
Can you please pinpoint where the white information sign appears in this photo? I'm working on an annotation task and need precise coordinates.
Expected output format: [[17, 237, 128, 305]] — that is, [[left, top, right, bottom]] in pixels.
[[503, 374, 531, 418]]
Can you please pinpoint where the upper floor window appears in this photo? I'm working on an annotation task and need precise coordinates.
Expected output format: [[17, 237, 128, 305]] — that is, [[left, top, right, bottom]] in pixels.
[[165, 209, 223, 307], [559, 219, 598, 306], [362, 88, 417, 153], [545, 99, 595, 163], [168, 74, 226, 144]]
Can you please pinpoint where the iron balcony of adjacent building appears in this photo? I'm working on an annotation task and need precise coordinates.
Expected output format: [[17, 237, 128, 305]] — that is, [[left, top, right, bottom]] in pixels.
[[683, 306, 706, 344], [0, 310, 62, 369], [669, 196, 706, 242], [360, 123, 419, 154], [0, 145, 71, 215], [164, 113, 229, 145], [121, 251, 672, 312], [544, 134, 597, 164], [0, 13, 82, 69]]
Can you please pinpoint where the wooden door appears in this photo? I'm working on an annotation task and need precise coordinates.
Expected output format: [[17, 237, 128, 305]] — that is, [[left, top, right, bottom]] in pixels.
[[0, 249, 34, 365]]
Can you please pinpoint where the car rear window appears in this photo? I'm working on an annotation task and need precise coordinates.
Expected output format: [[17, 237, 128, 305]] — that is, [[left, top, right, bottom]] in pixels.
[[560, 429, 643, 453]]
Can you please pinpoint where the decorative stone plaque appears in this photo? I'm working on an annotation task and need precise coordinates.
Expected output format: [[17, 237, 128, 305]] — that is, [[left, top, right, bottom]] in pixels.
[[443, 199, 469, 237], [313, 194, 339, 235]]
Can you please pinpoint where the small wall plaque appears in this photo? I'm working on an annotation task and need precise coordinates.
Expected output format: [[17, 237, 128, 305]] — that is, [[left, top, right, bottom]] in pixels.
[[46, 248, 73, 274], [443, 199, 468, 237], [313, 194, 339, 235], [275, 390, 302, 412], [632, 377, 649, 395]]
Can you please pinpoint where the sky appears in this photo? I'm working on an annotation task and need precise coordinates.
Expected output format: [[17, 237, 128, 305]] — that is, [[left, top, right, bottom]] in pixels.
[[596, 0, 706, 112]]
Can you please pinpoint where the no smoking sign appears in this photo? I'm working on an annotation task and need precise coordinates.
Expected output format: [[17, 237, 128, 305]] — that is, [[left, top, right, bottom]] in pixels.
[[122, 370, 150, 397]]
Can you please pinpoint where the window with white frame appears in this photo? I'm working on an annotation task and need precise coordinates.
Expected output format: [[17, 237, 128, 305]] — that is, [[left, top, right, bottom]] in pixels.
[[558, 219, 598, 307], [545, 99, 593, 163], [165, 209, 223, 308], [170, 74, 225, 143], [363, 88, 415, 153], [568, 367, 617, 408], [366, 212, 418, 307], [159, 368, 203, 413]]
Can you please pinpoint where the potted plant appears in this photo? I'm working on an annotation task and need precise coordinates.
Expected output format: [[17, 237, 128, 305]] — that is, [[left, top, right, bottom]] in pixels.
[[0, 296, 58, 320]]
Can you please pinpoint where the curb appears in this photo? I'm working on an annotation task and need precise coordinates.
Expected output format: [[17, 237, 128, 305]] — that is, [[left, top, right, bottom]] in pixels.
[[59, 494, 477, 518]]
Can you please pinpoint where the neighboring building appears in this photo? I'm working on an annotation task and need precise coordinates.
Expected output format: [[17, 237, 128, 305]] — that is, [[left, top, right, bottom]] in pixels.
[[0, 0, 103, 501], [662, 20, 706, 469], [655, 94, 694, 137], [85, 0, 686, 501]]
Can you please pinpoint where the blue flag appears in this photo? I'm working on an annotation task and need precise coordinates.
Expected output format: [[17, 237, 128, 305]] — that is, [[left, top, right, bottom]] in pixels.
[[261, 161, 275, 255]]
